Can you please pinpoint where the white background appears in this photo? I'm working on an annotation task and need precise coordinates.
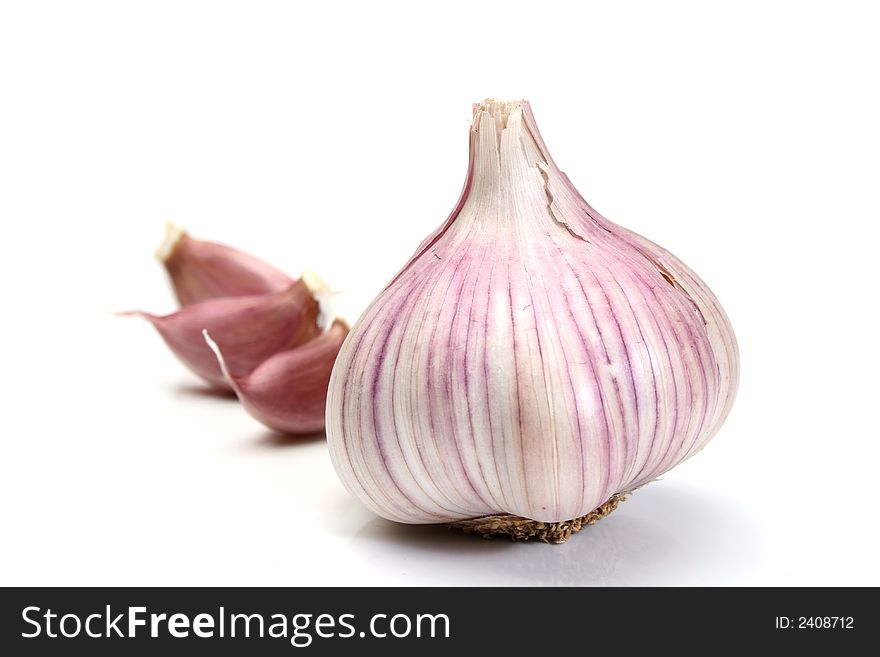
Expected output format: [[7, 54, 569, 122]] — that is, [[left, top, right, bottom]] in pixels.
[[2, 1, 878, 586]]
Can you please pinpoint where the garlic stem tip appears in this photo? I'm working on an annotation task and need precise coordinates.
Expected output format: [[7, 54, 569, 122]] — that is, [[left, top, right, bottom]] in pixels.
[[475, 98, 528, 126], [300, 268, 338, 333], [155, 221, 187, 263]]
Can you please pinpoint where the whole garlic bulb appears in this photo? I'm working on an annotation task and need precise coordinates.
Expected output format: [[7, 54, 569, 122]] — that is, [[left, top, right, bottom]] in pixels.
[[326, 100, 739, 541]]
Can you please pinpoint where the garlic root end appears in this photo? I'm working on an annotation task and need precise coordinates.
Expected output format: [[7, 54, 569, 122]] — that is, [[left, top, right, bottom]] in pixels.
[[447, 494, 625, 544]]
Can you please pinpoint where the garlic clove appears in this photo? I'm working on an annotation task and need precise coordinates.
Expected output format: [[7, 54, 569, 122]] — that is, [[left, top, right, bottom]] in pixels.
[[325, 99, 739, 541], [157, 222, 294, 306], [204, 320, 350, 434], [127, 279, 321, 390]]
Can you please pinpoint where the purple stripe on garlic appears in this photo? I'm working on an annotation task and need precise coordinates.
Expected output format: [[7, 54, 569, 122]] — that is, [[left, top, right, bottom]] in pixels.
[[326, 99, 739, 535]]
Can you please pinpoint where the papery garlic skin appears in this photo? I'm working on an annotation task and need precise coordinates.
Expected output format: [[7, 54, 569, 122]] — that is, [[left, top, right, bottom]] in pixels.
[[326, 100, 738, 526], [205, 321, 349, 434], [157, 223, 294, 306], [131, 279, 321, 390]]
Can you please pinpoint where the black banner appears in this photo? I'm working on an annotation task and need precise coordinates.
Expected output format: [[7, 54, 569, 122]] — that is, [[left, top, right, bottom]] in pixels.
[[0, 587, 871, 654]]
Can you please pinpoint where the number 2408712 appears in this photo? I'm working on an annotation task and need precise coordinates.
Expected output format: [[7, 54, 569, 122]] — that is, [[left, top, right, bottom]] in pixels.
[[775, 617, 854, 629]]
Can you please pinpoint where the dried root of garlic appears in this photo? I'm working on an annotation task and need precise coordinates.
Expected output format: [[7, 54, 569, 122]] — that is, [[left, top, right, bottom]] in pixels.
[[448, 495, 625, 544]]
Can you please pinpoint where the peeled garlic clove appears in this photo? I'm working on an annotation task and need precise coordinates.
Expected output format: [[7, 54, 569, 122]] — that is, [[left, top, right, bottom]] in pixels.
[[326, 100, 739, 542], [204, 321, 349, 434], [129, 279, 321, 390], [157, 222, 294, 306]]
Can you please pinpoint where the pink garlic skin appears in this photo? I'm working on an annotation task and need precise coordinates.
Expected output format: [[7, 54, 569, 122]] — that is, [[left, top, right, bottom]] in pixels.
[[131, 280, 320, 390], [157, 224, 294, 306], [207, 321, 349, 434], [326, 100, 739, 525]]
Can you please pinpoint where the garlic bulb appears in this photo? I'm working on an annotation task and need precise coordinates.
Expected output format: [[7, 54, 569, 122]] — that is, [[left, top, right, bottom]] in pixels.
[[157, 222, 294, 306], [326, 99, 739, 542]]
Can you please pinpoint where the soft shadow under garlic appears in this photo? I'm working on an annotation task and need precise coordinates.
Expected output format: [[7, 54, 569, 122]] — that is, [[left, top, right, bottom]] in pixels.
[[172, 382, 238, 400], [251, 429, 327, 449], [349, 483, 760, 586]]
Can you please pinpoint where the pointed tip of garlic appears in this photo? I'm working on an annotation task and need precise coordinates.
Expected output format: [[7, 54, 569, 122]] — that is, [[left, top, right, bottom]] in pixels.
[[300, 268, 339, 333], [155, 221, 188, 263], [115, 309, 154, 321]]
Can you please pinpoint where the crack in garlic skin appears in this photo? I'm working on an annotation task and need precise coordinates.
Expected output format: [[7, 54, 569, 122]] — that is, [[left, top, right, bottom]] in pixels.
[[326, 100, 739, 524]]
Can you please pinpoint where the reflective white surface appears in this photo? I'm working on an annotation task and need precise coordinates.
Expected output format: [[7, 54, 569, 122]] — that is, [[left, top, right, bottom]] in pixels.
[[348, 485, 762, 586], [0, 314, 875, 585]]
